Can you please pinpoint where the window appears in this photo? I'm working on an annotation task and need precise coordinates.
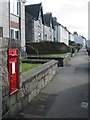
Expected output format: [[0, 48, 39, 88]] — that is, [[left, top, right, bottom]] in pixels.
[[50, 36, 52, 40], [38, 33, 41, 40], [50, 26, 52, 31], [11, 29, 14, 38], [17, 1, 20, 15], [10, 0, 20, 16], [15, 30, 20, 39], [38, 17, 41, 26], [45, 34, 47, 40], [10, 29, 20, 39], [0, 27, 3, 37]]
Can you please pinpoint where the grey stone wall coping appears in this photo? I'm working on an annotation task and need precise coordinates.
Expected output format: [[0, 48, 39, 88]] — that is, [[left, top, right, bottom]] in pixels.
[[21, 60, 58, 83]]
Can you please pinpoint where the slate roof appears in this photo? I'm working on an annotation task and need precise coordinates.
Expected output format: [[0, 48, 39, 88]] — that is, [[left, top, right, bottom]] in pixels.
[[25, 3, 44, 23], [53, 19, 60, 26], [52, 17, 66, 30], [52, 18, 71, 34]]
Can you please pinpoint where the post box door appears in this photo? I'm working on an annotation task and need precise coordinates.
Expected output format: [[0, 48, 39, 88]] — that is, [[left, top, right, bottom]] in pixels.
[[8, 49, 18, 95]]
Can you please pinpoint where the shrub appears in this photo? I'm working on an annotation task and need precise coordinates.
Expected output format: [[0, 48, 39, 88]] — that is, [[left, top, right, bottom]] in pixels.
[[76, 43, 82, 51], [71, 47, 76, 53], [70, 46, 76, 54], [69, 40, 75, 46]]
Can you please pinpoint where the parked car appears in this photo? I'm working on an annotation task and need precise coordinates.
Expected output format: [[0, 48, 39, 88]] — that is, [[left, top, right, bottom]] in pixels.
[[86, 40, 90, 56]]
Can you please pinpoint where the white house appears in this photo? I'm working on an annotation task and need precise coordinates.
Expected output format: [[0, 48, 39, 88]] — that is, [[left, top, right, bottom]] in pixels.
[[60, 26, 69, 45], [53, 17, 60, 42], [0, 0, 9, 37], [43, 13, 54, 41], [0, 0, 26, 51], [25, 3, 44, 42], [88, 1, 90, 40], [74, 32, 86, 46], [69, 32, 74, 41], [53, 18, 69, 45], [10, 0, 26, 51]]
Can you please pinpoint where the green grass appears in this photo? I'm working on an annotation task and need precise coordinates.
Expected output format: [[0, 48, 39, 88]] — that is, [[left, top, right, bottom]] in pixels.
[[40, 54, 65, 57], [22, 63, 41, 73]]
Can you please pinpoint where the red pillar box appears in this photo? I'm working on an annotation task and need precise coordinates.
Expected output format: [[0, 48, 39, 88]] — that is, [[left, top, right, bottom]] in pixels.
[[8, 49, 19, 95]]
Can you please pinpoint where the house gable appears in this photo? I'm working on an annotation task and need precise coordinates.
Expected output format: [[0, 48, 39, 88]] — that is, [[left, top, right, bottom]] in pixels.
[[25, 3, 44, 24], [25, 3, 44, 42]]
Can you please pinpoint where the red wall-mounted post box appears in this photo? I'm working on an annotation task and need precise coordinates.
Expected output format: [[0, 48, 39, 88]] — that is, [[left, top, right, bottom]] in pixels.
[[8, 49, 19, 95]]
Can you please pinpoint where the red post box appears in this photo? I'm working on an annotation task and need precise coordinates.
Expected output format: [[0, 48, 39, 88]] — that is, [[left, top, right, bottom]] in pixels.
[[8, 49, 19, 95]]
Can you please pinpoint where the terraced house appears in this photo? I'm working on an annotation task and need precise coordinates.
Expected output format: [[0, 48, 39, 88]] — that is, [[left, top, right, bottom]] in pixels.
[[74, 32, 86, 46], [25, 2, 74, 46], [0, 0, 26, 51], [0, 0, 9, 37], [88, 1, 90, 40], [53, 17, 74, 45], [53, 17, 61, 42], [43, 12, 54, 41], [68, 31, 74, 42], [25, 3, 44, 42]]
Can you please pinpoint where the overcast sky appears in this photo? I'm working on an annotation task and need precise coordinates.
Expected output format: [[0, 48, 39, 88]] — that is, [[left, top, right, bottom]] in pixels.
[[26, 0, 89, 39]]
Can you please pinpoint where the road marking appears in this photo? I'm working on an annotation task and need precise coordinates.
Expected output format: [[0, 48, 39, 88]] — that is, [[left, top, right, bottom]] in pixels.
[[81, 102, 88, 109]]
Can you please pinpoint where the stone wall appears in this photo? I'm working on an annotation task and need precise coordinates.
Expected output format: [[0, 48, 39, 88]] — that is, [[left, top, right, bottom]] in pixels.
[[19, 60, 58, 111], [9, 60, 58, 118], [63, 53, 71, 66], [0, 37, 21, 119], [1, 37, 9, 119], [0, 37, 2, 120]]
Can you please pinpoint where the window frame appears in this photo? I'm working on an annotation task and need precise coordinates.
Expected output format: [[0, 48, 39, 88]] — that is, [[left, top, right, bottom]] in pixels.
[[10, 28, 20, 39], [10, 0, 20, 16]]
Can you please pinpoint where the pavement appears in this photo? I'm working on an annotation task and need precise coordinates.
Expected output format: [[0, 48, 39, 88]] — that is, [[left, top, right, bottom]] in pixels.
[[18, 47, 89, 119]]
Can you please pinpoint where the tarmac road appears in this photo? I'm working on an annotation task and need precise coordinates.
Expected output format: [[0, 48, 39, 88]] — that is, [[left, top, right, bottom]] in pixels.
[[18, 47, 89, 119]]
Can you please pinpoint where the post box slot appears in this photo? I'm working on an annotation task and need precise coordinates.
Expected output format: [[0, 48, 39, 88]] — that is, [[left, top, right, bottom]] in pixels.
[[12, 62, 15, 74]]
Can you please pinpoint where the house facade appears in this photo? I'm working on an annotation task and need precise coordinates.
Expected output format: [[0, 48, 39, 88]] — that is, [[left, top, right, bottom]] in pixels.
[[69, 32, 74, 41], [43, 13, 54, 41], [53, 18, 70, 45], [88, 1, 90, 40], [10, 0, 26, 50], [0, 0, 9, 37], [0, 0, 26, 50], [25, 3, 44, 42], [53, 17, 60, 42], [60, 26, 69, 45], [74, 32, 86, 46]]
